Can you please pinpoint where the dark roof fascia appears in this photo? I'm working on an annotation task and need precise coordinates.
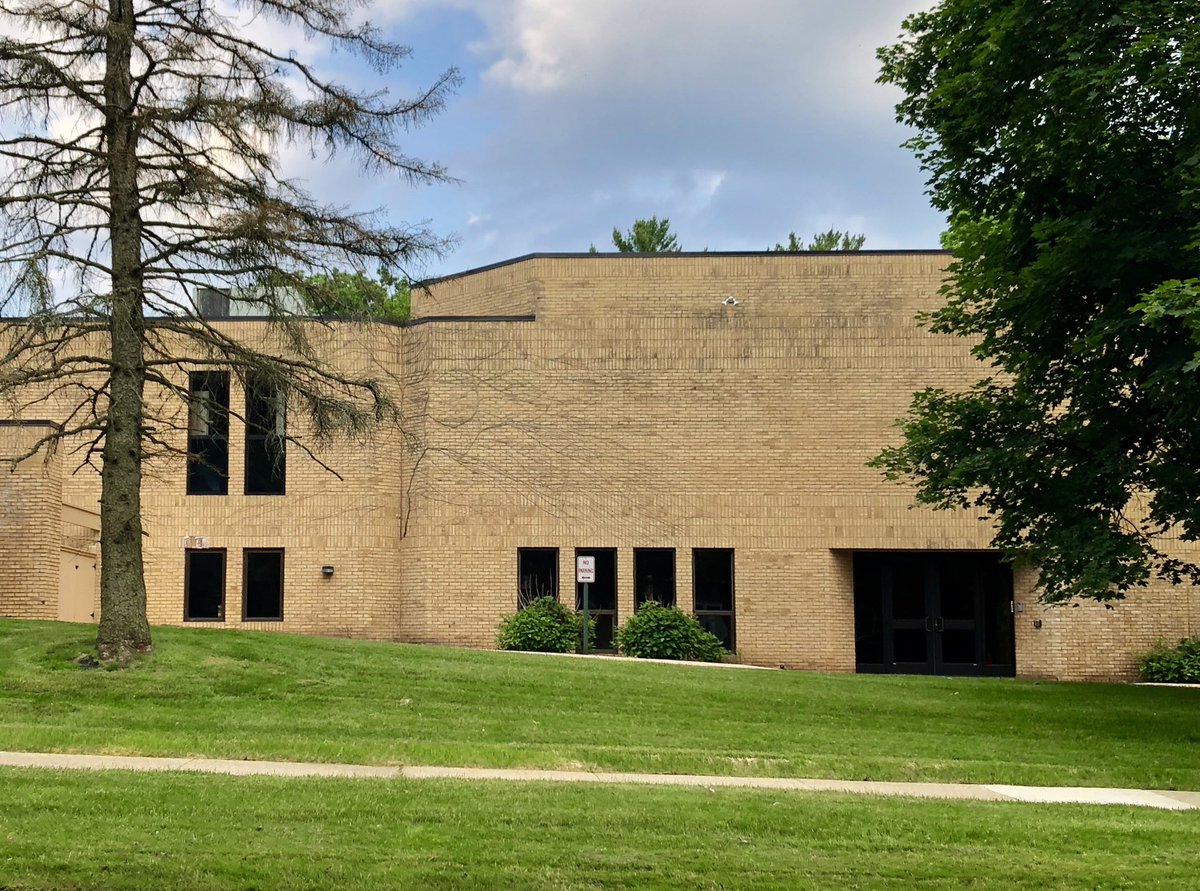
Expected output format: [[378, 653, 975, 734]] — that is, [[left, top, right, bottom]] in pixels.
[[416, 249, 953, 287], [0, 419, 60, 429], [0, 314, 411, 327], [406, 314, 537, 326]]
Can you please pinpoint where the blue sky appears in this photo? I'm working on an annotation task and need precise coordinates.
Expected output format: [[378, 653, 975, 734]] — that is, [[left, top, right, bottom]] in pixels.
[[284, 0, 945, 278]]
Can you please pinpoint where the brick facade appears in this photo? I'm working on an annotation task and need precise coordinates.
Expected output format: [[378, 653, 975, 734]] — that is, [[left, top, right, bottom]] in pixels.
[[0, 422, 63, 619], [2, 252, 1197, 680]]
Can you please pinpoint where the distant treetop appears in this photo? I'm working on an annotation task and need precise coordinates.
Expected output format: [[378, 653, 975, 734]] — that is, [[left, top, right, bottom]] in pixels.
[[772, 229, 866, 252]]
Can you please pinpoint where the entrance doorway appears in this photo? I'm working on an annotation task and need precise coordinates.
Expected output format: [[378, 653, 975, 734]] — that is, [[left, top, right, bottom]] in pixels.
[[853, 552, 1015, 676], [575, 548, 617, 650]]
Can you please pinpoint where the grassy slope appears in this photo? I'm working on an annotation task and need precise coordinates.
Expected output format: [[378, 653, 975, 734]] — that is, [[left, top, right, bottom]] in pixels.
[[1, 619, 1198, 789], [2, 769, 1198, 890]]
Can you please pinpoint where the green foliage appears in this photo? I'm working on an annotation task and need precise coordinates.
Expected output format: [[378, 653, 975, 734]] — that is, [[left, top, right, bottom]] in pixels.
[[874, 1, 1200, 603], [610, 217, 682, 253], [302, 267, 411, 322], [498, 597, 592, 653], [616, 601, 726, 662], [772, 229, 866, 252], [1139, 637, 1200, 684]]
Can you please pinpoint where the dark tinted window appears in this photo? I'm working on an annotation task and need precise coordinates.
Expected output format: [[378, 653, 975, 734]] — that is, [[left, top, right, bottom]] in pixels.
[[243, 549, 284, 620], [634, 549, 675, 608], [185, 550, 225, 620], [517, 548, 557, 607], [187, 371, 229, 495], [245, 374, 285, 495], [693, 548, 735, 650]]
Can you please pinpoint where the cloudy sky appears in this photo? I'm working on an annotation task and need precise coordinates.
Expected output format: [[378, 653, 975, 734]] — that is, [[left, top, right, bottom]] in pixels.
[[285, 0, 945, 277]]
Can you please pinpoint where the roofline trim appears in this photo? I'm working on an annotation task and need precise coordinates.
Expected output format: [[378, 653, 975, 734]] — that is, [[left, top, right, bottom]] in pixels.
[[407, 314, 537, 326], [416, 249, 953, 287]]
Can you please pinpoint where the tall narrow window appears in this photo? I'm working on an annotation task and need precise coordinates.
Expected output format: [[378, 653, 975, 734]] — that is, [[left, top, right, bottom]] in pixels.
[[693, 548, 735, 650], [575, 548, 617, 650], [244, 374, 286, 495], [517, 548, 558, 608], [634, 549, 676, 608], [184, 549, 226, 621], [187, 371, 229, 495], [243, 549, 284, 621]]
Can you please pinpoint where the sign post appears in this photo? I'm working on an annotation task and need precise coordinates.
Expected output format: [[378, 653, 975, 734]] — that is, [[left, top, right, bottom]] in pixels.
[[576, 556, 596, 654]]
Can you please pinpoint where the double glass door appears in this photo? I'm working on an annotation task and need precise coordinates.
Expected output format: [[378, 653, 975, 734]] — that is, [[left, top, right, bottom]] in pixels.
[[854, 552, 1015, 677]]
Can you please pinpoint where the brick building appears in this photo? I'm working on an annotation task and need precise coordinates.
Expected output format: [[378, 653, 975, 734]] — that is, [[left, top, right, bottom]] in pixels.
[[2, 251, 1197, 680]]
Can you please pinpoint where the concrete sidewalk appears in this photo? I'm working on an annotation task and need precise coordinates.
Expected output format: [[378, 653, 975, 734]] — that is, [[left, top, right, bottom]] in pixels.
[[2, 750, 1197, 811]]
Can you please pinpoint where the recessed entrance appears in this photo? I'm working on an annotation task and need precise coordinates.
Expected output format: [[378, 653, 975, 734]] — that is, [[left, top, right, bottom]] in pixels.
[[853, 552, 1015, 676]]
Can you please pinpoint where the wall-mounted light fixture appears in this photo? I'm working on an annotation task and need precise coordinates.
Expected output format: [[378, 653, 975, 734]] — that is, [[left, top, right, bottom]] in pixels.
[[321, 565, 335, 578]]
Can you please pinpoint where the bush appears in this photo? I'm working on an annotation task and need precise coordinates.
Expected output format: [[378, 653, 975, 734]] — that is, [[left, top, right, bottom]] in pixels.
[[616, 601, 727, 663], [497, 597, 592, 653], [1138, 637, 1200, 683]]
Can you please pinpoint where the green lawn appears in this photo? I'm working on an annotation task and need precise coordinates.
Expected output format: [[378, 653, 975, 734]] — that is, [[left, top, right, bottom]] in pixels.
[[1, 619, 1198, 789], [1, 768, 1198, 890]]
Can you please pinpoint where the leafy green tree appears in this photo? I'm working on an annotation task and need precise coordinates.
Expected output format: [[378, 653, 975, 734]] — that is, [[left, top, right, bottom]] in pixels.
[[0, 0, 455, 657], [874, 1, 1200, 603], [772, 229, 866, 251], [304, 268, 411, 323], [609, 217, 682, 253]]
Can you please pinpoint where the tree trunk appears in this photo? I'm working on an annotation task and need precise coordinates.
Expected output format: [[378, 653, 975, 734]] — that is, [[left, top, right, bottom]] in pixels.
[[96, 0, 151, 658]]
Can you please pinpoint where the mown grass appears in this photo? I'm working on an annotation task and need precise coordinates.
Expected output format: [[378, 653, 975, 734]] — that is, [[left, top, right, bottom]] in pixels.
[[2, 768, 1198, 890], [1, 619, 1198, 789]]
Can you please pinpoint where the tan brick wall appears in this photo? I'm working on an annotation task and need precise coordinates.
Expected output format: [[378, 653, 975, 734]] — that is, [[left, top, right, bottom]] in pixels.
[[0, 422, 62, 619], [403, 253, 1200, 680], [3, 252, 1198, 680], [1, 322, 409, 639]]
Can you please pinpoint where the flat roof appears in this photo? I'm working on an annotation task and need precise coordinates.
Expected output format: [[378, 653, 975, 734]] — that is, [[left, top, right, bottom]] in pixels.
[[416, 250, 952, 287]]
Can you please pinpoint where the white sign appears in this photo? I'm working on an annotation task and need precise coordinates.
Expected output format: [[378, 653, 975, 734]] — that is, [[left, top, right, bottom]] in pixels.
[[576, 555, 596, 584]]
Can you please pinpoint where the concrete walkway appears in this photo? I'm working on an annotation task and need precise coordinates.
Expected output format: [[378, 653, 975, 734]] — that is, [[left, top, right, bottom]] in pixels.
[[2, 751, 1197, 811]]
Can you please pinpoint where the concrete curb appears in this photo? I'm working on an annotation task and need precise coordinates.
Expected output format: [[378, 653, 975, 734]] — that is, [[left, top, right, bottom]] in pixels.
[[0, 751, 1195, 811]]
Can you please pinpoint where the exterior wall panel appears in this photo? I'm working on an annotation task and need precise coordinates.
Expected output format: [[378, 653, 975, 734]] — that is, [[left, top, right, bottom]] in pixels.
[[2, 253, 1197, 680]]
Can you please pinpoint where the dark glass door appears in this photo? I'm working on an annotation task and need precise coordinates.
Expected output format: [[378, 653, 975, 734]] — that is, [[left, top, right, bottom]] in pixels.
[[888, 555, 932, 674], [853, 552, 1015, 676], [937, 555, 993, 675], [576, 549, 617, 650]]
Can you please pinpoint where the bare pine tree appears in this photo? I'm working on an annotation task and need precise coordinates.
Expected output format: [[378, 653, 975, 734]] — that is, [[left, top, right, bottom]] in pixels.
[[0, 0, 458, 658]]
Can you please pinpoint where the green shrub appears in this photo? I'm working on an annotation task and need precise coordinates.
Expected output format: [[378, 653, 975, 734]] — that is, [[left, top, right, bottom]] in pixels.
[[1138, 637, 1200, 683], [616, 601, 727, 663], [498, 597, 593, 653]]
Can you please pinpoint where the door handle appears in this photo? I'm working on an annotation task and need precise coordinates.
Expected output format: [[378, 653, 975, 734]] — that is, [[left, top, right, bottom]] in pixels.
[[935, 617, 944, 632], [925, 617, 935, 632]]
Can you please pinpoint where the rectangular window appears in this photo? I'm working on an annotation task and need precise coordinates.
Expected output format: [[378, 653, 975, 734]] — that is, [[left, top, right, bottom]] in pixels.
[[517, 548, 558, 608], [693, 548, 735, 651], [244, 373, 286, 495], [243, 548, 284, 621], [575, 548, 617, 650], [184, 549, 226, 621], [634, 548, 676, 608], [187, 371, 229, 495]]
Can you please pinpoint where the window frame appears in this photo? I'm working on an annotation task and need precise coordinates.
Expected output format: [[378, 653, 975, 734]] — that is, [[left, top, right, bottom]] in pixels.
[[574, 547, 618, 651], [633, 547, 677, 609], [242, 547, 285, 622], [244, 373, 286, 496], [692, 547, 736, 651], [186, 370, 230, 496], [183, 548, 227, 622], [516, 547, 559, 608]]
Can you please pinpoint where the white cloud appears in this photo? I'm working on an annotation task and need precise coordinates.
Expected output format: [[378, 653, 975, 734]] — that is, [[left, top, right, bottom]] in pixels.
[[463, 0, 923, 122], [294, 0, 948, 270]]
